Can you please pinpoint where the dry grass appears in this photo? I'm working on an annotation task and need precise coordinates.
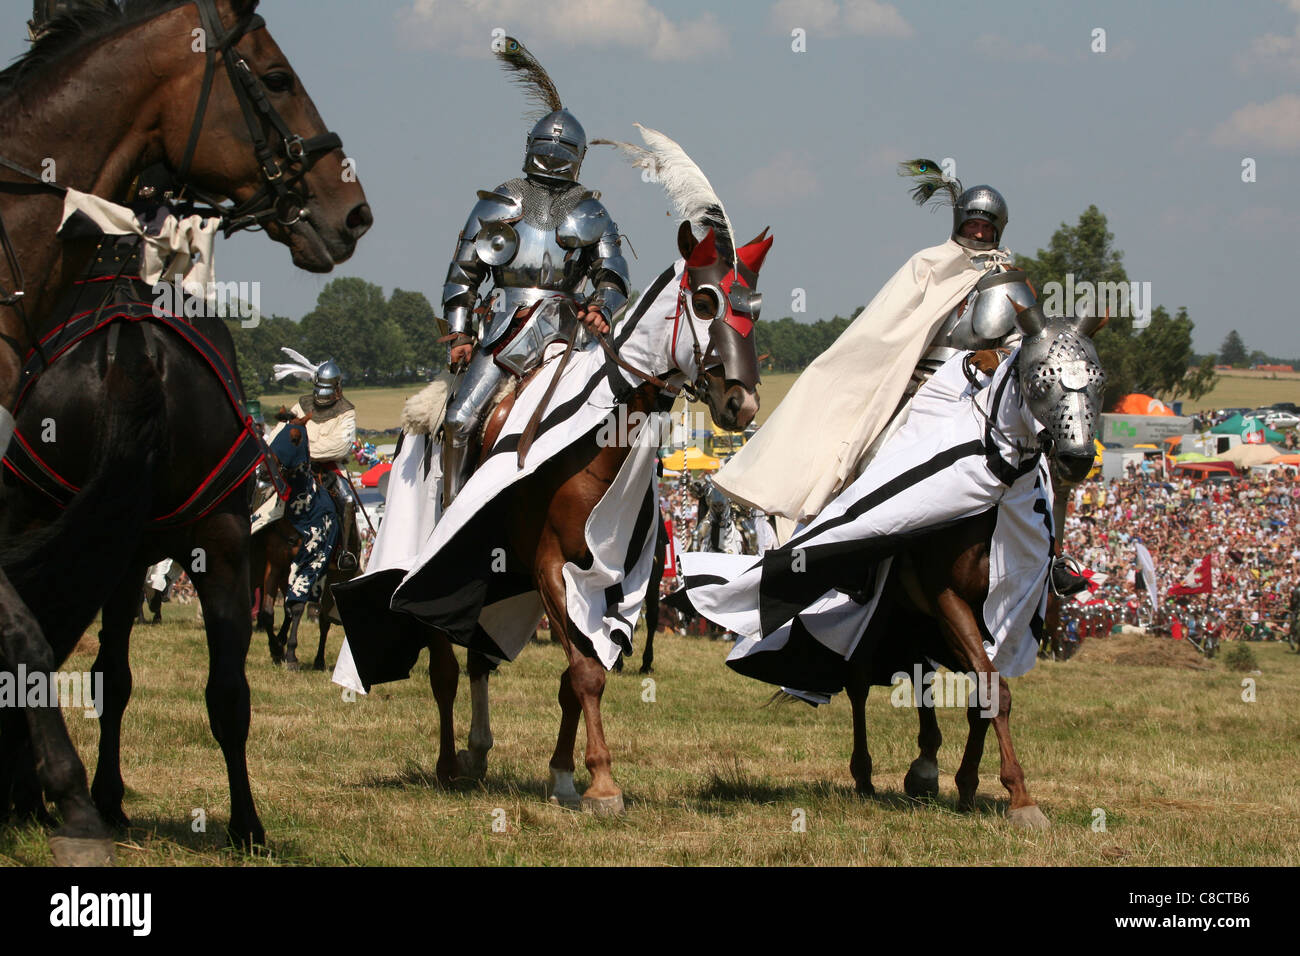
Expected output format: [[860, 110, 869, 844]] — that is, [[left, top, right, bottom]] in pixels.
[[2, 621, 1297, 867]]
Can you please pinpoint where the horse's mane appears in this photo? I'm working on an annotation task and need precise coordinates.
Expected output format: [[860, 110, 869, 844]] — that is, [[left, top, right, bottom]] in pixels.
[[0, 0, 243, 96]]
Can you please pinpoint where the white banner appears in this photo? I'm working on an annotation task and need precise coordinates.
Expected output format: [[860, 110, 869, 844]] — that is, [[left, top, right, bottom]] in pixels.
[[1134, 541, 1158, 612]]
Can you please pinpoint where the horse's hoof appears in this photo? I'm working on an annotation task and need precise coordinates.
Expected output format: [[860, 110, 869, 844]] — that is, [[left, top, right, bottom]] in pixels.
[[903, 759, 940, 800], [1007, 804, 1051, 830], [228, 822, 268, 851], [547, 769, 582, 810], [581, 793, 625, 817], [639, 665, 654, 675], [284, 660, 301, 672], [48, 835, 115, 867], [312, 660, 326, 672], [456, 749, 487, 781], [854, 781, 875, 797]]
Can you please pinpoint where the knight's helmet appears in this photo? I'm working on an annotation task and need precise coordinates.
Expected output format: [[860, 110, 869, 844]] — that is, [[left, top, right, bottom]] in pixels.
[[494, 37, 584, 185], [313, 359, 342, 407], [525, 109, 587, 185], [952, 185, 1009, 251]]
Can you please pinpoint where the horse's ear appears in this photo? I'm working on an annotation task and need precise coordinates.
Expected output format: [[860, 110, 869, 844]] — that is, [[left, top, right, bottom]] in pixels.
[[1009, 296, 1045, 337], [1075, 309, 1107, 338], [678, 221, 697, 260]]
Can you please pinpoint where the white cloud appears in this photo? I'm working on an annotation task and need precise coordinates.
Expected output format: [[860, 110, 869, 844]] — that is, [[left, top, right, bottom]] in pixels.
[[1237, 0, 1300, 73], [1210, 94, 1300, 151], [769, 0, 912, 39], [739, 150, 821, 206], [397, 0, 728, 61]]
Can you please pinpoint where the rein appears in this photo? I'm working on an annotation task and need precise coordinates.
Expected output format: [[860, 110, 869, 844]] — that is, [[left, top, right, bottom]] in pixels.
[[177, 0, 343, 236]]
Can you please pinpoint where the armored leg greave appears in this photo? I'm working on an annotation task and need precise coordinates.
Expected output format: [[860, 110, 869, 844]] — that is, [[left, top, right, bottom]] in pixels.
[[442, 349, 508, 509]]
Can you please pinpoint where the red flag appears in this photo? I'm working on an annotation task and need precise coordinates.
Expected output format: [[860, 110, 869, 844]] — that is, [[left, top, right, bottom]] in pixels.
[[661, 518, 678, 580], [1169, 554, 1213, 596]]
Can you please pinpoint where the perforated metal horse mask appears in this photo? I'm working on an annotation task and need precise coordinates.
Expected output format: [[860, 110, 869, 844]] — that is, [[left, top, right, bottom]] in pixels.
[[1011, 299, 1107, 482]]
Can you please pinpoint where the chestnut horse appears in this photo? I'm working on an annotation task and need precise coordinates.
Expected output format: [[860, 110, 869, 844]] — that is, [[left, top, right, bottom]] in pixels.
[[340, 220, 771, 814], [0, 0, 369, 864]]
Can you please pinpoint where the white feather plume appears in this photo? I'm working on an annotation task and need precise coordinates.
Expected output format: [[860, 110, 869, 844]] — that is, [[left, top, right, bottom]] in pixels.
[[272, 346, 320, 383], [593, 123, 735, 266]]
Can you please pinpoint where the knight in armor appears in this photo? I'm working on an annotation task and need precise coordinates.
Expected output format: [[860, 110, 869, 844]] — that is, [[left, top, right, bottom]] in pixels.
[[439, 37, 630, 508], [287, 359, 360, 571], [715, 162, 1088, 595], [266, 349, 359, 572], [268, 422, 338, 608]]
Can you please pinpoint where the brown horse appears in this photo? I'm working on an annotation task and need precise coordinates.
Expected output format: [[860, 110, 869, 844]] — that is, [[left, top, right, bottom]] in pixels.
[[339, 219, 771, 813], [845, 509, 1050, 828], [0, 0, 369, 864], [840, 312, 1105, 829], [250, 511, 356, 671]]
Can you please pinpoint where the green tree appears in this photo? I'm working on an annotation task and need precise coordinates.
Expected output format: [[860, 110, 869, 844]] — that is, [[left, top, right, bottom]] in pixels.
[[387, 288, 439, 376], [300, 278, 397, 384], [1016, 206, 1216, 409], [1219, 329, 1248, 367]]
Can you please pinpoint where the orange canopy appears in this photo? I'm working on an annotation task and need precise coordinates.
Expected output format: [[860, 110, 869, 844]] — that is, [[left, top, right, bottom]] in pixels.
[[1112, 393, 1174, 416]]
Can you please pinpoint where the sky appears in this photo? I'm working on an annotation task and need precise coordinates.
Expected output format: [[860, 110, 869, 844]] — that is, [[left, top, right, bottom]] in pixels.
[[3, 0, 1298, 356]]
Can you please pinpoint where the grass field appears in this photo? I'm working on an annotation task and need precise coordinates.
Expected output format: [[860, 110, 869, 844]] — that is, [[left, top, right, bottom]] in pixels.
[[1, 621, 1296, 866], [261, 368, 1300, 435]]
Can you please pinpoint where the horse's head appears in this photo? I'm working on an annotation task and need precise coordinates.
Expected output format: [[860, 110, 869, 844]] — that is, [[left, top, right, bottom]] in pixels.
[[160, 0, 371, 271], [1011, 299, 1107, 483], [676, 222, 770, 431]]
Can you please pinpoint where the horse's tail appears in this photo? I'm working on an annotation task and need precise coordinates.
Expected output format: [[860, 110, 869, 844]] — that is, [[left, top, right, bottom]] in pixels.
[[1, 327, 167, 648]]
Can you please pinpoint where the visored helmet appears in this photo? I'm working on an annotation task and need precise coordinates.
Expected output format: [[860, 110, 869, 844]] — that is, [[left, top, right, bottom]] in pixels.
[[952, 185, 1008, 251], [313, 359, 342, 407], [524, 109, 586, 184]]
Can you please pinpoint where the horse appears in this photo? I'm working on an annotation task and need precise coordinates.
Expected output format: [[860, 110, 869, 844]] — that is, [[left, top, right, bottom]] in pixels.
[[338, 213, 771, 813], [840, 303, 1106, 828], [0, 0, 370, 864], [250, 513, 358, 671]]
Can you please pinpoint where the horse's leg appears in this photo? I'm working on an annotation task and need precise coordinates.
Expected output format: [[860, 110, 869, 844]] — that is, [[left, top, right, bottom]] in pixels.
[[903, 673, 942, 800], [0, 573, 113, 864], [283, 602, 305, 671], [0, 708, 55, 827], [457, 646, 494, 780], [187, 522, 265, 849], [427, 631, 460, 786], [845, 671, 873, 796], [540, 562, 621, 814], [934, 591, 1048, 829], [955, 701, 989, 813], [88, 568, 146, 829], [314, 586, 333, 671]]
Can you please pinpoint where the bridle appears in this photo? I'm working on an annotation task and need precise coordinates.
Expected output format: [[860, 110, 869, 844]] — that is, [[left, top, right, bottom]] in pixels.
[[0, 0, 343, 359], [178, 0, 343, 237]]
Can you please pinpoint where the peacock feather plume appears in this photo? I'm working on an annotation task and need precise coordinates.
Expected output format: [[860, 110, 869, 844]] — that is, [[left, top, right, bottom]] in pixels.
[[494, 36, 563, 121], [898, 157, 961, 209]]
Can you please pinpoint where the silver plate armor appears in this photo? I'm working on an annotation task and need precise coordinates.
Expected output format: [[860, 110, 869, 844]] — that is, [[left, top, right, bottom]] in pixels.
[[442, 178, 629, 346], [439, 174, 630, 507]]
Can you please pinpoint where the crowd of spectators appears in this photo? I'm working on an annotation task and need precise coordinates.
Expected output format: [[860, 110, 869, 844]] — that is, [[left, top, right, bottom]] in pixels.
[[1065, 471, 1300, 640]]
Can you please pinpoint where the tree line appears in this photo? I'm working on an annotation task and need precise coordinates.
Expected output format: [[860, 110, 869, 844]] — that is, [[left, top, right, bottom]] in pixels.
[[232, 206, 1222, 411]]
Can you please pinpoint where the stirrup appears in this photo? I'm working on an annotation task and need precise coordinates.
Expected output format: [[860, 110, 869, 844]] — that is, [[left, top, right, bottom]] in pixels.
[[337, 550, 358, 572], [1050, 555, 1089, 597]]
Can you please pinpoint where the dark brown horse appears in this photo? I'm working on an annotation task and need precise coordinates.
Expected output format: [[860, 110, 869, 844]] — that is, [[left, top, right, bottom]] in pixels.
[[0, 0, 369, 864], [839, 308, 1105, 829], [845, 509, 1050, 828], [250, 511, 356, 671]]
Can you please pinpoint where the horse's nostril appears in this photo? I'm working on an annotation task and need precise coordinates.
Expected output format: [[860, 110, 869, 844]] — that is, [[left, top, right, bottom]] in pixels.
[[346, 203, 373, 234]]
